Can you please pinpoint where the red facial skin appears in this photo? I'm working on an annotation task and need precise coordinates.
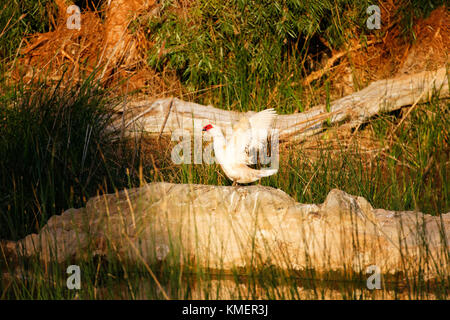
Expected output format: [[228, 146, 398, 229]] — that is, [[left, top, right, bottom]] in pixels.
[[202, 124, 213, 131]]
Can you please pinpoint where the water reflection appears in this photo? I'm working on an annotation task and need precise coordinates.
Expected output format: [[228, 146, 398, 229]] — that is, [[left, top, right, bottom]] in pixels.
[[95, 274, 446, 300]]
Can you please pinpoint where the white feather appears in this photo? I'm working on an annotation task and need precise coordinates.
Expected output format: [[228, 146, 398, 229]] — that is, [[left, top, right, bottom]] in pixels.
[[226, 108, 276, 165], [204, 108, 278, 184]]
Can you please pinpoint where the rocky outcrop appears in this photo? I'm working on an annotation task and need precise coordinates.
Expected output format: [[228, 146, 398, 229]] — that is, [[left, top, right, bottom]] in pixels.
[[2, 183, 449, 278]]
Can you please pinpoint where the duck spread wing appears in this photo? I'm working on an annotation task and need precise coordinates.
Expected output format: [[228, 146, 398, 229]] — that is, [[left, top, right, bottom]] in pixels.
[[226, 108, 277, 165]]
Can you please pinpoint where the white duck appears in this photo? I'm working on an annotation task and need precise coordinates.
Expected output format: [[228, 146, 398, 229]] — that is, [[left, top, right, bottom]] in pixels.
[[202, 108, 278, 185]]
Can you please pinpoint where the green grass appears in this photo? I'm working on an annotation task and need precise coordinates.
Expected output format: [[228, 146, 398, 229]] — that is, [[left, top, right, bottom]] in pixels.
[[2, 258, 447, 299], [0, 72, 134, 240]]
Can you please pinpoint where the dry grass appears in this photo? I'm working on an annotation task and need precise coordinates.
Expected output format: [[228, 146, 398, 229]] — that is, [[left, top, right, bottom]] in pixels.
[[317, 3, 449, 101], [10, 0, 182, 96]]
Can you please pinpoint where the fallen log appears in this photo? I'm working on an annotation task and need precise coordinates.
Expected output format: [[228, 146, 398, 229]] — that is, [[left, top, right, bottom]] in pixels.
[[111, 67, 448, 141]]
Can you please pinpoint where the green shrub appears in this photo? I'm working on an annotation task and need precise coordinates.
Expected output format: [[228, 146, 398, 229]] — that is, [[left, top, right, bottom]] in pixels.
[[145, 0, 372, 110]]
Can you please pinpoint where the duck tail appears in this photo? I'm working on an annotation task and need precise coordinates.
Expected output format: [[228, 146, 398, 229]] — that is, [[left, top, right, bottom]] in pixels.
[[258, 168, 278, 178]]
